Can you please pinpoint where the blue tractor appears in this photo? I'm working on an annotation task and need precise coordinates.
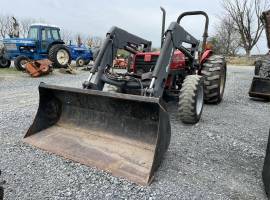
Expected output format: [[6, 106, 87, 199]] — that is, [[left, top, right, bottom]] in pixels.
[[0, 24, 93, 70], [68, 44, 93, 67]]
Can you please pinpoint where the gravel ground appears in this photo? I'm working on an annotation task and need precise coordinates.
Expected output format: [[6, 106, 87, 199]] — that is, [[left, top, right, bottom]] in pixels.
[[0, 66, 270, 200]]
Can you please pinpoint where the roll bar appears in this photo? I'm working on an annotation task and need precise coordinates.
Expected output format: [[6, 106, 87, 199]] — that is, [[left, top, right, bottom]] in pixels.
[[177, 11, 209, 51]]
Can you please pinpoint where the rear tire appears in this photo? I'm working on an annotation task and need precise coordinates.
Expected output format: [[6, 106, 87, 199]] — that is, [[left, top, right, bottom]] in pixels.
[[258, 58, 270, 78], [76, 57, 85, 67], [84, 59, 91, 65], [0, 57, 11, 68], [201, 55, 227, 104], [48, 44, 71, 68], [178, 75, 204, 124], [14, 55, 29, 71], [254, 60, 262, 75]]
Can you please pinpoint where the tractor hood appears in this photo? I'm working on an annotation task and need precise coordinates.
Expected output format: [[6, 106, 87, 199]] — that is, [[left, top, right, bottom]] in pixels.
[[3, 38, 36, 47], [3, 38, 36, 52], [68, 45, 90, 52]]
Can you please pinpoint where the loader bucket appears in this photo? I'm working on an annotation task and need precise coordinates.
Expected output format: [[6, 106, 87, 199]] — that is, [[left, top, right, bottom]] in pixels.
[[24, 83, 171, 185], [262, 130, 270, 198], [249, 76, 270, 100]]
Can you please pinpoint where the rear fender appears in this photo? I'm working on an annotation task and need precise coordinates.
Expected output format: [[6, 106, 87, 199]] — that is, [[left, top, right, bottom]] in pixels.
[[47, 41, 65, 52], [200, 49, 212, 65]]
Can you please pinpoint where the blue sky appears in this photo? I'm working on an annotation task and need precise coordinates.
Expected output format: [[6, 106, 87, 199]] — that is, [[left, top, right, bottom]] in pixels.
[[0, 0, 267, 54]]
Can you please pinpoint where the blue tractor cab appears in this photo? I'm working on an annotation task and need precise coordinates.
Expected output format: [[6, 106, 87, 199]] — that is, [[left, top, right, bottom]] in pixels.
[[0, 24, 93, 70]]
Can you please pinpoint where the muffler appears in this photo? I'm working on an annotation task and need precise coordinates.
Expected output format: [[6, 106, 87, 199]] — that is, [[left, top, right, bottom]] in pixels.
[[24, 83, 171, 185]]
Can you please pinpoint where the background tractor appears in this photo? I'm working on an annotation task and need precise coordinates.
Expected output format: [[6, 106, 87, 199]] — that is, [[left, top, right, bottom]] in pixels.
[[23, 8, 227, 185], [249, 10, 270, 99], [69, 44, 93, 67], [0, 24, 93, 70]]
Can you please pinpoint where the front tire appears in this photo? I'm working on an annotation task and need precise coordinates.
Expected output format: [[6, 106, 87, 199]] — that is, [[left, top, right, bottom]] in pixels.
[[14, 55, 29, 71], [76, 57, 85, 67], [48, 44, 71, 68], [0, 57, 11, 68], [201, 55, 227, 104], [178, 75, 204, 124]]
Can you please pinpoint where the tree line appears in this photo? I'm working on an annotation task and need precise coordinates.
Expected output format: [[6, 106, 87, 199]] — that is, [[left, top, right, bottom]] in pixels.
[[210, 0, 269, 56]]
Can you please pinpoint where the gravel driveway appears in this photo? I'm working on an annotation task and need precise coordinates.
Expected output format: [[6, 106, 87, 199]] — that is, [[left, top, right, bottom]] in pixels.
[[0, 66, 270, 200]]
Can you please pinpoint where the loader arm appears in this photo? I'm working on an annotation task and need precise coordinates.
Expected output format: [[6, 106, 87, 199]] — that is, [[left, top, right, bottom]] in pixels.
[[150, 22, 199, 97], [85, 26, 152, 90]]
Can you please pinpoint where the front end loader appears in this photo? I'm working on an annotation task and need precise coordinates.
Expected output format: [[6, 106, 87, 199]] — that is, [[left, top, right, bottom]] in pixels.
[[24, 8, 226, 185], [249, 10, 270, 100]]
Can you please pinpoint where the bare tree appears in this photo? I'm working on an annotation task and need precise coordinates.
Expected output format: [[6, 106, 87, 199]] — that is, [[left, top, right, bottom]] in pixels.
[[9, 17, 20, 38], [61, 29, 74, 44], [76, 34, 82, 46], [222, 0, 269, 56], [212, 15, 241, 56], [0, 15, 47, 39], [19, 18, 37, 37], [74, 33, 88, 46], [85, 36, 103, 47], [0, 15, 13, 39]]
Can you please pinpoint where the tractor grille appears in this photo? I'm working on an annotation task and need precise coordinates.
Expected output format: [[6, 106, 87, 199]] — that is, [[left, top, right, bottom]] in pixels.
[[4, 43, 17, 51], [135, 55, 159, 74]]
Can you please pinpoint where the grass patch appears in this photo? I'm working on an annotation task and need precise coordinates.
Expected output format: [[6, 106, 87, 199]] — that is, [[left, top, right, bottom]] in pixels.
[[0, 67, 20, 74], [226, 56, 256, 66]]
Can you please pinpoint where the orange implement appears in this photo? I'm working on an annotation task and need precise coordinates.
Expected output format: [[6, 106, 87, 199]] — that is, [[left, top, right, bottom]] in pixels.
[[25, 59, 52, 77]]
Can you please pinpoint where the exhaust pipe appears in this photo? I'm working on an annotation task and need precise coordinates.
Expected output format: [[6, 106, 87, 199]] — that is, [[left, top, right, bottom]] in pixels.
[[160, 7, 166, 48]]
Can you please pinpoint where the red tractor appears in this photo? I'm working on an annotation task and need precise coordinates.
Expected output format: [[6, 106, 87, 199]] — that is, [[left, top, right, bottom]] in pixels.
[[24, 8, 227, 185], [119, 8, 227, 124]]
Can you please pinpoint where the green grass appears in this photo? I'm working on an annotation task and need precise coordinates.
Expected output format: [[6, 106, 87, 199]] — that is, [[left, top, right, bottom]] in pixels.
[[226, 56, 256, 66], [0, 67, 20, 74]]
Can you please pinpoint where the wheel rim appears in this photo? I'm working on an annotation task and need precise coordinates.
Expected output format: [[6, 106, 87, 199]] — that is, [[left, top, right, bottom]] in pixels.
[[196, 85, 204, 116], [220, 65, 226, 95], [20, 59, 27, 69], [57, 49, 69, 65], [78, 59, 84, 66]]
